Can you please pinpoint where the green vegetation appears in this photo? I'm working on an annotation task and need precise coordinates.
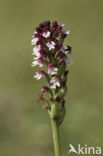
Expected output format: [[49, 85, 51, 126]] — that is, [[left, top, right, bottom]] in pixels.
[[0, 0, 103, 156]]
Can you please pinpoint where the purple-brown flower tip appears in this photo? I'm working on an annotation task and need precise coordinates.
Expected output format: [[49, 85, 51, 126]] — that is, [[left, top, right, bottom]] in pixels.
[[52, 21, 58, 27], [59, 53, 66, 62], [41, 86, 50, 93], [67, 46, 72, 52], [44, 20, 51, 27], [55, 43, 63, 51], [36, 27, 42, 34]]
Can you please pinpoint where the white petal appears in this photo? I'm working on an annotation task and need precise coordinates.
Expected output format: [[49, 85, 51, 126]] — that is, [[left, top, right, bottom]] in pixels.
[[55, 81, 60, 87], [34, 74, 41, 80], [32, 52, 41, 57], [31, 61, 38, 67], [46, 41, 55, 50], [33, 45, 40, 52], [31, 38, 38, 45], [50, 84, 56, 89], [62, 28, 70, 34], [42, 31, 50, 38], [48, 68, 58, 75]]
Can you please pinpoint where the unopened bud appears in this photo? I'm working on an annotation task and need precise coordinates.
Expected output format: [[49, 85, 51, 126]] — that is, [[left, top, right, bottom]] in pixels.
[[37, 94, 44, 101], [51, 102, 59, 119], [43, 103, 48, 109], [57, 62, 66, 76], [55, 86, 67, 99], [41, 86, 50, 93], [58, 106, 66, 125]]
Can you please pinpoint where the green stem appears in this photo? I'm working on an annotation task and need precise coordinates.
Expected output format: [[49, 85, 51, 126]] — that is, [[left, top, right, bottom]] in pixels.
[[51, 119, 62, 156]]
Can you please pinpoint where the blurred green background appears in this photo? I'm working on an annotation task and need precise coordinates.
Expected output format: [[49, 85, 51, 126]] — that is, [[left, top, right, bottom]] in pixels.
[[0, 0, 103, 156]]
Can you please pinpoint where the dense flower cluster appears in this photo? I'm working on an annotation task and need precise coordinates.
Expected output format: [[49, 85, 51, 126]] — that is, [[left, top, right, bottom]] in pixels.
[[31, 20, 73, 125]]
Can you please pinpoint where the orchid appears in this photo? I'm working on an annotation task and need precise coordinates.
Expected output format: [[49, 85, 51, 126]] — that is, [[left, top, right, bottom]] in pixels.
[[31, 20, 73, 156]]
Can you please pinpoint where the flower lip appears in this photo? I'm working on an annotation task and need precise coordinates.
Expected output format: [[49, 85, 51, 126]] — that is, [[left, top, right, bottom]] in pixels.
[[60, 46, 72, 55], [42, 31, 51, 38], [32, 45, 41, 57], [62, 28, 70, 35], [32, 57, 44, 67], [48, 63, 58, 75], [50, 76, 61, 89], [34, 70, 45, 79], [31, 38, 38, 45], [46, 41, 55, 50], [33, 45, 41, 52]]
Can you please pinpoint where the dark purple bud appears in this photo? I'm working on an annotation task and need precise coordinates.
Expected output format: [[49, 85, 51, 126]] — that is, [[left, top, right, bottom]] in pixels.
[[36, 40, 43, 46], [55, 43, 63, 51], [52, 21, 58, 27], [36, 36, 43, 45], [67, 46, 72, 52], [48, 63, 55, 68], [46, 37, 52, 43], [34, 33, 40, 38], [39, 49, 47, 58], [59, 53, 66, 62], [64, 70, 69, 76], [43, 26, 50, 32], [39, 23, 45, 29], [44, 20, 51, 27], [56, 25, 62, 35], [60, 33, 67, 39], [51, 21, 59, 33], [41, 86, 50, 93], [36, 27, 42, 34]]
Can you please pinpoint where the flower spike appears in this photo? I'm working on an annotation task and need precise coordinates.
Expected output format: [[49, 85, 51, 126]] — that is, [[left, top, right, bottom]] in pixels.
[[31, 20, 74, 156]]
